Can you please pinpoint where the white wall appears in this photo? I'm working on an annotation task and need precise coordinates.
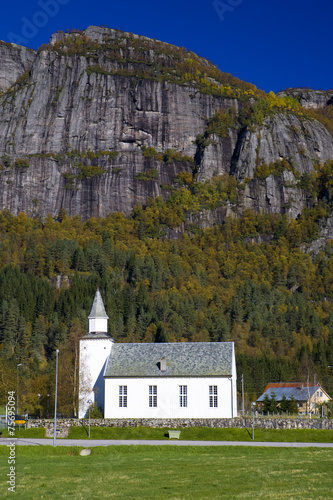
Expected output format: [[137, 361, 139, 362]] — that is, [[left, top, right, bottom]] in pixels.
[[79, 338, 113, 418], [231, 343, 237, 417], [89, 317, 108, 334], [104, 377, 235, 419]]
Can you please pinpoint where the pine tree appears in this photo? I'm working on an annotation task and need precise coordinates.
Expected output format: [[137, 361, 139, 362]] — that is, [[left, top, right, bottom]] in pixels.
[[155, 323, 170, 343], [270, 392, 278, 413], [262, 394, 271, 414], [279, 393, 288, 413], [287, 395, 298, 415]]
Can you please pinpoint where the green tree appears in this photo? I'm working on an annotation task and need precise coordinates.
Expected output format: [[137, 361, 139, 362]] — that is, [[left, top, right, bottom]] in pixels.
[[287, 395, 298, 415], [279, 393, 288, 413], [262, 394, 271, 414], [270, 392, 278, 413]]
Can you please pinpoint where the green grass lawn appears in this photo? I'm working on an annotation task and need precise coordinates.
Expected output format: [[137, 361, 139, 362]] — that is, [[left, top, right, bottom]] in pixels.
[[68, 425, 333, 442], [0, 445, 332, 499], [1, 425, 332, 443], [0, 427, 46, 439]]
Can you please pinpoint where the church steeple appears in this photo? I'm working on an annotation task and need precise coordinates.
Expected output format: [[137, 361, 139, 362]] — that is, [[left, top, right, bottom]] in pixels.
[[88, 288, 109, 334], [79, 288, 113, 418]]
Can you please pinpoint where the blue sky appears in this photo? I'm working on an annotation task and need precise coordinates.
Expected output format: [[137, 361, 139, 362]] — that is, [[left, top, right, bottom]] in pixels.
[[1, 0, 332, 93]]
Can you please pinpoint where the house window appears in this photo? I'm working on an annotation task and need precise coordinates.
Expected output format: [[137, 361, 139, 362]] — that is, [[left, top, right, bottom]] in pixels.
[[179, 385, 187, 407], [119, 386, 127, 407], [149, 385, 157, 407], [209, 385, 218, 407]]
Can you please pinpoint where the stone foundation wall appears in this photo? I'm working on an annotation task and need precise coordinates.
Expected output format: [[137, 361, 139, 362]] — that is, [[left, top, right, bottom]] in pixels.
[[27, 417, 333, 433]]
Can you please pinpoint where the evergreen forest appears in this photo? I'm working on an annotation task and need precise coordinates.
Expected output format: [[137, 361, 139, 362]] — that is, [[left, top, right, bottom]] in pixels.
[[0, 168, 333, 417]]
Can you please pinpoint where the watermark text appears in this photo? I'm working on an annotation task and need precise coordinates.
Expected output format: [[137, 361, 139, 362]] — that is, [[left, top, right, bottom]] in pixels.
[[213, 0, 244, 23], [7, 0, 71, 46], [7, 391, 16, 493]]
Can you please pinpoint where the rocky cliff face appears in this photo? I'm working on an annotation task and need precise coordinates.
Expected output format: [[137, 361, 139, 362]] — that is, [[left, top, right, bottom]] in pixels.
[[0, 41, 35, 92], [277, 88, 333, 109], [0, 26, 332, 221], [230, 113, 333, 219]]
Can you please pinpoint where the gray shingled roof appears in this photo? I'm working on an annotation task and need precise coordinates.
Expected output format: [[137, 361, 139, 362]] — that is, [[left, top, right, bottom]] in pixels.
[[257, 386, 318, 402], [104, 342, 234, 377], [88, 289, 109, 319], [82, 333, 112, 340]]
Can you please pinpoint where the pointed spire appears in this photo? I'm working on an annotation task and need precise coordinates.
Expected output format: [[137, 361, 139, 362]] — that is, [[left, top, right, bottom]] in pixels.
[[88, 289, 109, 334], [88, 288, 109, 319]]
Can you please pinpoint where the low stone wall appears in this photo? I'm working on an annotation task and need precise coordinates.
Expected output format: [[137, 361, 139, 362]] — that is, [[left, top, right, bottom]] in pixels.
[[27, 417, 333, 434]]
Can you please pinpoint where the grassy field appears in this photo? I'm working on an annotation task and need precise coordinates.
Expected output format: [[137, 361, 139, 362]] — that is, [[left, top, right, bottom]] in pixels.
[[0, 445, 332, 499], [1, 425, 333, 442], [68, 425, 333, 442], [0, 428, 46, 439]]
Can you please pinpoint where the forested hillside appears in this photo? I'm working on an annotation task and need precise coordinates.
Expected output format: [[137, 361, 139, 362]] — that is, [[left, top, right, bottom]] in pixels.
[[0, 186, 333, 415], [0, 26, 333, 417]]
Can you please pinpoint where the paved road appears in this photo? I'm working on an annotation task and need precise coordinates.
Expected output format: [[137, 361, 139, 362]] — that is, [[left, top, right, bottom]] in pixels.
[[1, 438, 333, 447]]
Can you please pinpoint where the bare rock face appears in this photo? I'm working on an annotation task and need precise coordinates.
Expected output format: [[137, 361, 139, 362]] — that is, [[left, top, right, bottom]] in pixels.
[[0, 41, 36, 92], [232, 114, 333, 180], [0, 26, 332, 221], [277, 88, 333, 109], [229, 114, 333, 218]]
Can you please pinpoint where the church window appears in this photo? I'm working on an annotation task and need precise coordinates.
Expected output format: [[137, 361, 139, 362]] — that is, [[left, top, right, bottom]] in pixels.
[[119, 386, 127, 407], [209, 385, 218, 407], [149, 385, 157, 407], [179, 385, 187, 407]]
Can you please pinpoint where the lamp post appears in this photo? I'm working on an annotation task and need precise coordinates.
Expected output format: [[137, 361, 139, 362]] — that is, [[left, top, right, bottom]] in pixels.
[[327, 366, 333, 418], [17, 364, 22, 415], [88, 399, 92, 438], [241, 374, 245, 417], [53, 349, 59, 447], [251, 402, 256, 440], [37, 394, 41, 418]]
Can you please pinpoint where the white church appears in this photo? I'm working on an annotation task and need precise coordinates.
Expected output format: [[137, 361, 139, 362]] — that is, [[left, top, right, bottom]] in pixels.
[[79, 290, 237, 419]]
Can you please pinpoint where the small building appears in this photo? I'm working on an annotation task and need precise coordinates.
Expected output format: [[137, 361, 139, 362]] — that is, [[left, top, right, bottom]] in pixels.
[[79, 290, 237, 419], [257, 382, 331, 415], [104, 341, 237, 419]]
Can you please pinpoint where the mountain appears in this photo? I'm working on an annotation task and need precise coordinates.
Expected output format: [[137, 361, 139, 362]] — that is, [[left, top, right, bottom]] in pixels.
[[1, 27, 333, 414], [0, 26, 332, 222]]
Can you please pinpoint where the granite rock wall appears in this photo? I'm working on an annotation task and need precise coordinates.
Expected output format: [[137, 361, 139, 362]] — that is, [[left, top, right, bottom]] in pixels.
[[0, 27, 332, 221]]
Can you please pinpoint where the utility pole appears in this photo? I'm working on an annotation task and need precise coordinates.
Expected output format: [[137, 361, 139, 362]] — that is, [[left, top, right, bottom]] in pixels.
[[241, 374, 244, 417], [88, 400, 92, 438], [314, 374, 317, 416], [17, 364, 22, 415], [251, 402, 256, 440], [307, 371, 311, 419], [53, 349, 59, 447]]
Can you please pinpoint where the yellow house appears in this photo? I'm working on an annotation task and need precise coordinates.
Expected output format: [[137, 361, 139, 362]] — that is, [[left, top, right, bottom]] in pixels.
[[257, 382, 331, 415]]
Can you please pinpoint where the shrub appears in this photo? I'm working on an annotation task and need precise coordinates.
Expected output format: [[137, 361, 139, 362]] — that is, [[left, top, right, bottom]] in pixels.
[[86, 65, 110, 77], [136, 169, 158, 181], [206, 108, 237, 137], [254, 158, 296, 179], [15, 158, 29, 168]]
